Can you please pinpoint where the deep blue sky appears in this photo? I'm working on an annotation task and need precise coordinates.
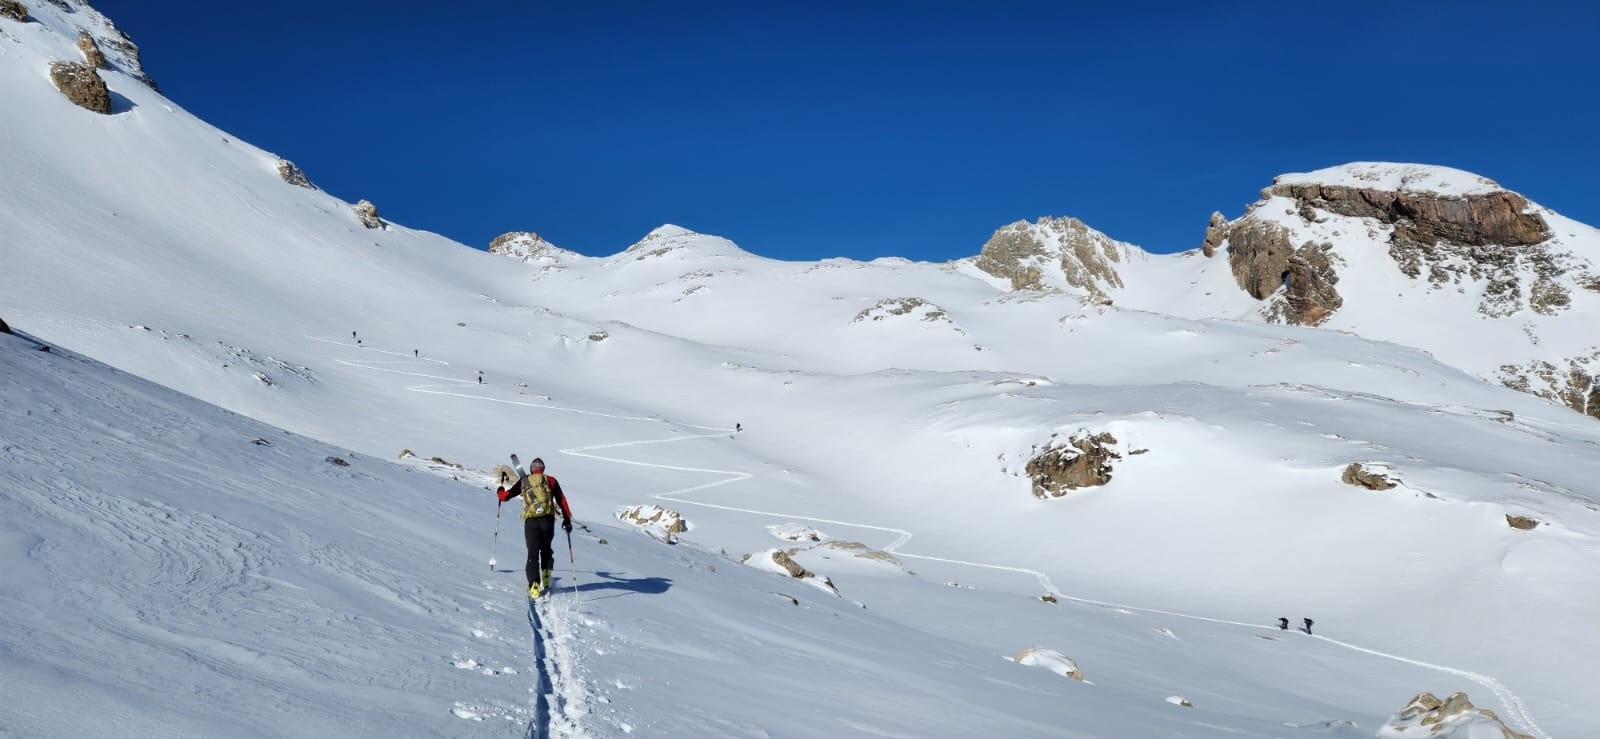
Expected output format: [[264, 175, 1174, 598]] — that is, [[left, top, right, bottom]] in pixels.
[[100, 1, 1598, 260]]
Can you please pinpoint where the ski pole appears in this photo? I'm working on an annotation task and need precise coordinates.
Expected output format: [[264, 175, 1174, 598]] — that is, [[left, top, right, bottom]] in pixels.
[[489, 500, 502, 570], [567, 525, 578, 597]]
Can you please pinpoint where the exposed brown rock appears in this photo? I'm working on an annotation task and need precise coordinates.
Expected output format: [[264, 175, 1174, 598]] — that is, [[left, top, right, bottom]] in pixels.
[[1027, 431, 1120, 498], [1506, 514, 1539, 530], [853, 297, 949, 323], [770, 550, 809, 578], [0, 1, 27, 22], [975, 222, 1051, 290], [1386, 692, 1534, 739], [427, 455, 461, 469], [973, 217, 1130, 296], [1225, 219, 1296, 299], [1200, 211, 1227, 257], [353, 199, 385, 229], [1342, 463, 1397, 490], [1272, 183, 1550, 248], [48, 61, 111, 113], [1499, 351, 1600, 421], [76, 31, 105, 67], [276, 159, 317, 189], [1277, 242, 1343, 325], [619, 504, 687, 534]]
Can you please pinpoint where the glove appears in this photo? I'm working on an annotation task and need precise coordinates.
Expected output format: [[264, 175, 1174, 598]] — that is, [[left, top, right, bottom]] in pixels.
[[496, 487, 511, 503], [562, 518, 573, 533]]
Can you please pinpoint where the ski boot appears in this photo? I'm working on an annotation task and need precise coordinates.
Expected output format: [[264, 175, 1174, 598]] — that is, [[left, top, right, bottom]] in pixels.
[[541, 568, 554, 592], [528, 581, 542, 600]]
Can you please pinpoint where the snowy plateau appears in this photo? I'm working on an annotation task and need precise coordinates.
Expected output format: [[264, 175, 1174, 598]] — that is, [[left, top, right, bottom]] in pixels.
[[3, 3, 1599, 739]]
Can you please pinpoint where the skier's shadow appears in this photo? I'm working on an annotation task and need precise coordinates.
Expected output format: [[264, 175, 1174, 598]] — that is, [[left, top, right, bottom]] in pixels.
[[568, 570, 672, 597]]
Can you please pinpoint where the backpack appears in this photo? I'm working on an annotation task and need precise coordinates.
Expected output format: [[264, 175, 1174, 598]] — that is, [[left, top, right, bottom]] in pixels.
[[519, 472, 555, 520]]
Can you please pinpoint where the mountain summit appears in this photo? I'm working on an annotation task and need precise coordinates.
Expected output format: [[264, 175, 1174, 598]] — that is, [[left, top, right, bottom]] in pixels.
[[1190, 162, 1600, 419]]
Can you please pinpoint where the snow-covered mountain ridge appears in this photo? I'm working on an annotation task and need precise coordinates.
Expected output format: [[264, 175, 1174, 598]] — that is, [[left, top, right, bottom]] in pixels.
[[491, 162, 1600, 421], [4, 4, 1598, 737]]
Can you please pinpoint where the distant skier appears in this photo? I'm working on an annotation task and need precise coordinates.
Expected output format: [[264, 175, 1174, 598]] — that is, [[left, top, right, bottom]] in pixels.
[[413, 349, 418, 358], [1277, 617, 1289, 631], [496, 457, 575, 599], [735, 423, 742, 432], [1302, 618, 1314, 635]]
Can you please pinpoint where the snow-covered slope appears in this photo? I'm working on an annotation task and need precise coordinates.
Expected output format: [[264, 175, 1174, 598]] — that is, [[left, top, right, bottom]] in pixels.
[[4, 5, 1599, 737]]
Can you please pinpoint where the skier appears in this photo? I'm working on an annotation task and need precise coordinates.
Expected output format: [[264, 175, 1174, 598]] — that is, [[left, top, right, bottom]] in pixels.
[[496, 457, 574, 599], [735, 422, 742, 432], [1277, 617, 1289, 631], [1302, 618, 1314, 635], [413, 349, 418, 358]]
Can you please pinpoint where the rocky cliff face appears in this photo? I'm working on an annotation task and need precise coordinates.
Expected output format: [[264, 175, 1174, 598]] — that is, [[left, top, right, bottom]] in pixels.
[[972, 216, 1141, 298], [1194, 163, 1600, 420], [1205, 164, 1570, 325]]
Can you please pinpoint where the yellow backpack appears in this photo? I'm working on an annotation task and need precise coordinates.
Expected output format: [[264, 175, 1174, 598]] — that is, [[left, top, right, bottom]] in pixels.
[[519, 472, 555, 520]]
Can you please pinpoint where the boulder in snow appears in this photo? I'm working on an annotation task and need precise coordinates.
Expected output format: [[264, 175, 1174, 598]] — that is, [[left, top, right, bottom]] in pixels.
[[1011, 647, 1083, 681], [76, 31, 106, 68], [354, 199, 385, 229], [618, 504, 688, 535], [1377, 692, 1533, 738], [276, 159, 317, 190], [1027, 430, 1120, 498], [1506, 514, 1539, 530], [48, 60, 111, 114], [0, 1, 27, 23], [1341, 462, 1397, 490]]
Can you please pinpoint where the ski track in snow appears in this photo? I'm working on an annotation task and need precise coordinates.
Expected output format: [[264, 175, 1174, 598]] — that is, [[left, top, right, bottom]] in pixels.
[[315, 336, 1551, 739]]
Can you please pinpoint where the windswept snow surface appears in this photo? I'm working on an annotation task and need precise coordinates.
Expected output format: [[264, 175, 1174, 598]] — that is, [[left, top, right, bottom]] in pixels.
[[1272, 162, 1506, 197], [3, 5, 1600, 737]]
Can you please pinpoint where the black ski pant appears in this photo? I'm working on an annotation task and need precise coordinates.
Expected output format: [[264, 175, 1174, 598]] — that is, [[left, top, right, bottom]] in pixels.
[[524, 515, 557, 586]]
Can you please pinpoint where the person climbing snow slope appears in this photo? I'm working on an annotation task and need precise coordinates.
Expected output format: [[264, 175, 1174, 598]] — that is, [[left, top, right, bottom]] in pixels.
[[496, 457, 574, 599]]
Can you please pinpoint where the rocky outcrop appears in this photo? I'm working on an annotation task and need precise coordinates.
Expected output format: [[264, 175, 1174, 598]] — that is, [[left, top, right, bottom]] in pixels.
[[1209, 164, 1573, 326], [98, 23, 158, 90], [76, 31, 105, 67], [0, 1, 27, 22], [276, 159, 316, 189], [1377, 692, 1533, 739], [618, 504, 688, 537], [1499, 350, 1600, 421], [973, 216, 1134, 297], [1225, 217, 1345, 325], [353, 200, 385, 229], [852, 297, 951, 324], [1026, 431, 1120, 498], [1342, 463, 1397, 490], [48, 61, 111, 113], [1199, 211, 1227, 257], [0, 316, 11, 334], [1506, 514, 1539, 530], [1268, 182, 1549, 249]]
